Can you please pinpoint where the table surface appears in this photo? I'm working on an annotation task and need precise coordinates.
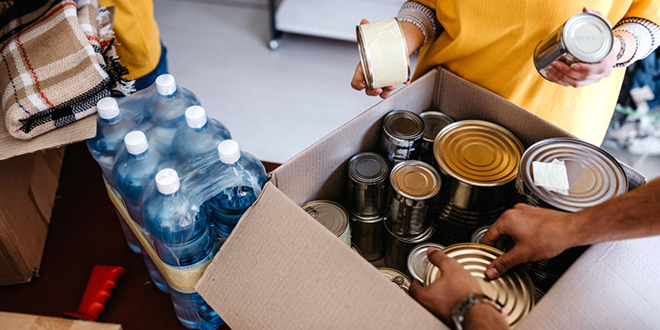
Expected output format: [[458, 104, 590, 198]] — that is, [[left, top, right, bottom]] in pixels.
[[0, 141, 280, 330]]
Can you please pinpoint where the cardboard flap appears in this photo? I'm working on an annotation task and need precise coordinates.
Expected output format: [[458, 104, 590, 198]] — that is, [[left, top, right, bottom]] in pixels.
[[196, 182, 444, 330], [517, 236, 660, 329], [0, 311, 122, 330]]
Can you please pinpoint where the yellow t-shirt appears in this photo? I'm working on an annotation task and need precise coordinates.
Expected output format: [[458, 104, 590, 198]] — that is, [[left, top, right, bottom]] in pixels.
[[413, 0, 660, 145], [99, 0, 161, 79]]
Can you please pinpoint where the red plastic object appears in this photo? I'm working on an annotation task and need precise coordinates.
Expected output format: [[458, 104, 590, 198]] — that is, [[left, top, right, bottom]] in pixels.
[[63, 265, 126, 321]]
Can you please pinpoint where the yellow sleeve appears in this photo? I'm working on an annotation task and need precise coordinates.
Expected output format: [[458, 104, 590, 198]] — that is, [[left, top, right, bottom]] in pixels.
[[99, 0, 161, 79], [625, 0, 660, 24]]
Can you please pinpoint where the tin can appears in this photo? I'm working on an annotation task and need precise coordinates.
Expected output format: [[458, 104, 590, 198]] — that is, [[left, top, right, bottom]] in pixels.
[[433, 120, 524, 245], [534, 13, 613, 80], [380, 110, 425, 165], [424, 243, 535, 329], [351, 243, 363, 256], [385, 160, 441, 238], [378, 267, 412, 293], [350, 213, 386, 261], [356, 18, 411, 89], [470, 225, 490, 244], [347, 152, 390, 217], [302, 200, 351, 246], [416, 111, 455, 166], [384, 225, 434, 274], [406, 242, 445, 283]]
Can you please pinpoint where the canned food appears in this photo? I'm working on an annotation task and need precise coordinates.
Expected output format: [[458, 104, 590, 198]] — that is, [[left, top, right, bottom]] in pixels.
[[385, 160, 441, 238], [470, 226, 490, 244], [424, 243, 535, 329], [407, 242, 445, 283], [356, 18, 411, 89], [350, 213, 386, 261], [381, 110, 425, 165], [378, 267, 412, 293], [534, 13, 613, 80], [433, 120, 524, 245], [347, 152, 390, 217], [384, 225, 434, 274], [351, 243, 363, 256], [416, 111, 455, 166], [302, 200, 351, 246]]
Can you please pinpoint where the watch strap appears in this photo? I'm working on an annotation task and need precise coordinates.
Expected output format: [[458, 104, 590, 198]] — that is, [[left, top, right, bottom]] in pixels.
[[451, 293, 504, 330]]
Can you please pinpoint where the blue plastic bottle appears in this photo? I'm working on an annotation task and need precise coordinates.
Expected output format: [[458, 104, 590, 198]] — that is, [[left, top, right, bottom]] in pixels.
[[208, 140, 267, 238], [143, 168, 223, 330], [87, 97, 142, 253], [172, 106, 231, 163]]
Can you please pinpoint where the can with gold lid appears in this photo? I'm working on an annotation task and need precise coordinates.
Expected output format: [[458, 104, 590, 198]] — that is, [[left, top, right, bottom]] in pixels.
[[347, 152, 390, 217], [384, 225, 434, 274], [350, 213, 386, 261], [406, 242, 445, 283], [433, 120, 524, 245], [380, 110, 425, 165], [416, 111, 455, 167], [378, 267, 412, 293], [302, 200, 351, 246], [424, 243, 535, 329], [385, 160, 441, 238]]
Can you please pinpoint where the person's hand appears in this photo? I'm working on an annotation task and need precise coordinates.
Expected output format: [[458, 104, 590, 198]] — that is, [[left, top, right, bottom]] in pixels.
[[481, 203, 582, 279], [409, 247, 483, 324], [546, 7, 617, 88]]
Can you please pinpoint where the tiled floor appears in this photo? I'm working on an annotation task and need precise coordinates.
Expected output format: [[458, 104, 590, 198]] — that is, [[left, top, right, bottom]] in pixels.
[[153, 0, 660, 180]]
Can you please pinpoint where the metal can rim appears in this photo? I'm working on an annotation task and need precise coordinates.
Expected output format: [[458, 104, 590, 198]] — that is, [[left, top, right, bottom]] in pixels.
[[390, 160, 442, 200]]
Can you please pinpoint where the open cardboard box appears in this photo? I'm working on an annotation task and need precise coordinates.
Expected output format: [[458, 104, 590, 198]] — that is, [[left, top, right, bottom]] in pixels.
[[196, 67, 660, 329], [0, 311, 121, 330]]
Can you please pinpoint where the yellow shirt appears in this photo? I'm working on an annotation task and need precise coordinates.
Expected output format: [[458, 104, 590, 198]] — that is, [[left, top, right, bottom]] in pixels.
[[413, 0, 660, 145], [99, 0, 161, 79]]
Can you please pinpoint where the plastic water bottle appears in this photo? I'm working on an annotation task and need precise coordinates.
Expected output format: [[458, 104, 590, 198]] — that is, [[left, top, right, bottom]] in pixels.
[[143, 168, 223, 330], [87, 97, 142, 254], [172, 106, 231, 163], [208, 140, 267, 238]]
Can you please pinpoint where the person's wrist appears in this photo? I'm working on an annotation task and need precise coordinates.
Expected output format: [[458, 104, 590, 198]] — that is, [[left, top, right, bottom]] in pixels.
[[451, 293, 503, 330], [463, 303, 507, 329]]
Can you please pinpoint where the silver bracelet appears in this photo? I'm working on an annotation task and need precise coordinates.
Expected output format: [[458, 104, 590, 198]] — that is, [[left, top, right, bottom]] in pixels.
[[451, 293, 504, 330], [613, 28, 640, 68], [614, 33, 626, 62]]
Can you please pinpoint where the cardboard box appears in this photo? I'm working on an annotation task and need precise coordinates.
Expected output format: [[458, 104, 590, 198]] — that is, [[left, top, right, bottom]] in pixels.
[[0, 311, 122, 330], [0, 109, 96, 286], [195, 67, 660, 329]]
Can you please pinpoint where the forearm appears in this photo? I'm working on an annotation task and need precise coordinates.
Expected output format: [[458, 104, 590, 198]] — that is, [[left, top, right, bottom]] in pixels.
[[463, 304, 509, 330], [396, 1, 438, 55], [400, 22, 425, 56]]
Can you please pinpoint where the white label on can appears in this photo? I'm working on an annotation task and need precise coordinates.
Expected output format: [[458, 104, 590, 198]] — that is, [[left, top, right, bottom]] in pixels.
[[532, 159, 570, 195]]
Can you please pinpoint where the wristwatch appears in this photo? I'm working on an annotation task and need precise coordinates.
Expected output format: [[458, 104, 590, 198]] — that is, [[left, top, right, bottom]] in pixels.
[[451, 293, 504, 330]]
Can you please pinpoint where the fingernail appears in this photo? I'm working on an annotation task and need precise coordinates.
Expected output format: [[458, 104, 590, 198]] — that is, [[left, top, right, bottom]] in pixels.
[[426, 247, 437, 255], [486, 267, 499, 279], [359, 83, 365, 89]]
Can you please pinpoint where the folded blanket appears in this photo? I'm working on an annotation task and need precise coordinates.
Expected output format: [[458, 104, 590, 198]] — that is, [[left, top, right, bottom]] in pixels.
[[0, 0, 132, 140]]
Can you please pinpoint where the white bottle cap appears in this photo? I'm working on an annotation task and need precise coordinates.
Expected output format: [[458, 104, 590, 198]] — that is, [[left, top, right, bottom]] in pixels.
[[155, 168, 180, 195], [124, 131, 148, 155], [96, 97, 120, 119], [185, 106, 208, 128], [156, 74, 177, 96], [218, 139, 241, 164]]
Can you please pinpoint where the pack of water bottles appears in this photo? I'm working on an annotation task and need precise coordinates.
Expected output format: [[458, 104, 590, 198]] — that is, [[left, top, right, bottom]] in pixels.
[[86, 74, 267, 330]]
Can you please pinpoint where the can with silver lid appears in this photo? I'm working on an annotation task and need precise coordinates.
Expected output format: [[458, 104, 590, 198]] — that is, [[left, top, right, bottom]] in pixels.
[[416, 111, 455, 166], [356, 18, 411, 90], [302, 200, 351, 246], [470, 226, 490, 244], [378, 267, 412, 293], [424, 243, 535, 329], [407, 242, 445, 283], [433, 120, 524, 245], [347, 152, 390, 217], [385, 160, 441, 238], [350, 213, 386, 261], [534, 12, 613, 81], [384, 225, 434, 274], [380, 110, 425, 165]]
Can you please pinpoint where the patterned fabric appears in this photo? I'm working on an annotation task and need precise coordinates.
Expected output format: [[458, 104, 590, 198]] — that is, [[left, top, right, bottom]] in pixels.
[[0, 0, 132, 140]]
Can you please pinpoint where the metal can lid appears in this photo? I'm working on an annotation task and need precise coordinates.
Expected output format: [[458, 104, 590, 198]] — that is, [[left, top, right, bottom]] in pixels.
[[407, 242, 446, 282], [519, 137, 628, 212], [434, 120, 524, 186], [424, 243, 535, 329], [383, 110, 425, 141], [348, 152, 390, 185], [349, 212, 385, 224], [419, 111, 455, 142], [470, 226, 491, 244], [563, 13, 613, 63], [378, 267, 412, 293], [390, 160, 441, 200], [302, 200, 349, 238]]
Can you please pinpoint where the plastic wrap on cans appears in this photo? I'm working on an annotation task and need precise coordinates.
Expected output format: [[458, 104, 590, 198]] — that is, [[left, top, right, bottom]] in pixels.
[[350, 213, 386, 261], [385, 160, 441, 238], [534, 13, 613, 80], [384, 225, 434, 274], [433, 120, 523, 245], [302, 200, 351, 246], [356, 18, 411, 89], [347, 152, 390, 217], [406, 242, 445, 283], [417, 111, 455, 166], [424, 243, 535, 329], [378, 267, 412, 293], [380, 110, 425, 165]]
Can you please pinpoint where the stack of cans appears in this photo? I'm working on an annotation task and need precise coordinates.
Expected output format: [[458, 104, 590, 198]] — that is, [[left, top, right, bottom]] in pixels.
[[416, 111, 455, 167], [302, 200, 351, 246], [517, 137, 628, 298], [433, 120, 524, 246], [380, 110, 425, 165]]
